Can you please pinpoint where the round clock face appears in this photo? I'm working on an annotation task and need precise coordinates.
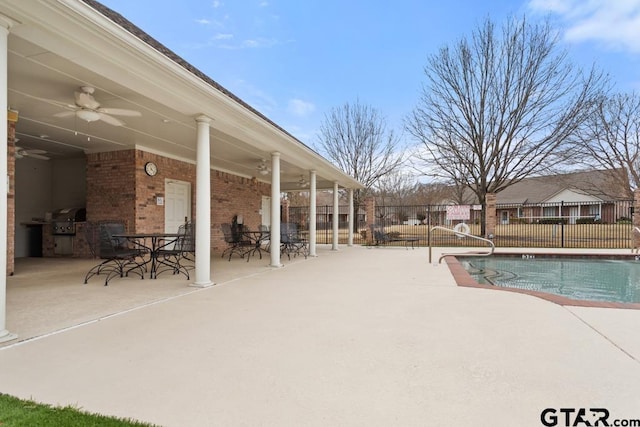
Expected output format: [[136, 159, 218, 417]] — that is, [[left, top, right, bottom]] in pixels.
[[144, 162, 158, 176]]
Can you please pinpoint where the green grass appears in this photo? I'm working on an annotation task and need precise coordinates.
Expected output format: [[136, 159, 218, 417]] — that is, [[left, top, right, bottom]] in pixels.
[[0, 393, 157, 427]]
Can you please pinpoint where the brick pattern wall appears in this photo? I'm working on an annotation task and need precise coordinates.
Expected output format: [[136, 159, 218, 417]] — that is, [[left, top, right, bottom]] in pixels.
[[134, 151, 196, 233], [7, 119, 15, 274], [86, 150, 137, 229], [13, 146, 270, 262], [211, 171, 271, 252], [634, 189, 640, 251], [485, 193, 497, 238]]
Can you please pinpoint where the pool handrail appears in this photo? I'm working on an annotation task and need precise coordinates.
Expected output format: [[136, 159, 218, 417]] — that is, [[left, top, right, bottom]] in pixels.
[[428, 225, 495, 264], [632, 227, 640, 253]]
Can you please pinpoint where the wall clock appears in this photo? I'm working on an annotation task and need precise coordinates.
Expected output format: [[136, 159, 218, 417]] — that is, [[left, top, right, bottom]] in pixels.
[[144, 161, 158, 176]]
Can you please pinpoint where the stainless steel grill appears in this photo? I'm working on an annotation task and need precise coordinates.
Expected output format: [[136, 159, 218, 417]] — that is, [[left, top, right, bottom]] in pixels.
[[51, 208, 86, 235]]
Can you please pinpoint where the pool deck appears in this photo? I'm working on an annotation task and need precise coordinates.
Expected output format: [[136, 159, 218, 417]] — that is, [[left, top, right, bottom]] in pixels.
[[0, 245, 639, 426]]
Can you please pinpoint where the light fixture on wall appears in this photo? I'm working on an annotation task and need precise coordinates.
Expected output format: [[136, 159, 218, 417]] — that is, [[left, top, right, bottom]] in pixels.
[[257, 159, 271, 175]]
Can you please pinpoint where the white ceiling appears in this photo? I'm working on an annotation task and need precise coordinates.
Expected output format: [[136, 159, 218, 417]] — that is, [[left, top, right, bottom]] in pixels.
[[2, 0, 362, 192]]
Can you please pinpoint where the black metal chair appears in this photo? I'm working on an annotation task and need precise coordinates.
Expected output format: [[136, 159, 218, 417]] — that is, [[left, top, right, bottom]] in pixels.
[[83, 221, 146, 286], [220, 223, 253, 261], [155, 223, 192, 279], [280, 223, 309, 260]]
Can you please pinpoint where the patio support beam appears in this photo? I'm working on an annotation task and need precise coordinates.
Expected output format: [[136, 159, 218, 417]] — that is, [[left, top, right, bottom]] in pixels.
[[348, 188, 354, 246], [270, 152, 282, 267], [0, 17, 15, 342], [309, 170, 317, 257], [332, 181, 339, 251], [192, 115, 213, 288]]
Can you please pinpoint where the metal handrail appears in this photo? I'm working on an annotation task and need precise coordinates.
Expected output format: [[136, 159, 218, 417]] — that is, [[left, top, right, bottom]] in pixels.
[[428, 226, 495, 264], [632, 227, 640, 253]]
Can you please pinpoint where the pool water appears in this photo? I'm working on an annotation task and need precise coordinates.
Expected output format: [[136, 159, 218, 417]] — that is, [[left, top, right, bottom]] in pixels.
[[458, 256, 640, 304]]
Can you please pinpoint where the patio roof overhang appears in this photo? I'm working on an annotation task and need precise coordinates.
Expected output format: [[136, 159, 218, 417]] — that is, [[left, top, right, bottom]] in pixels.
[[0, 0, 363, 191]]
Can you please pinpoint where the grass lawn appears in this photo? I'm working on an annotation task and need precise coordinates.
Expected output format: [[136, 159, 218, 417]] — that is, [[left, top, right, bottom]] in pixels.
[[0, 393, 156, 427]]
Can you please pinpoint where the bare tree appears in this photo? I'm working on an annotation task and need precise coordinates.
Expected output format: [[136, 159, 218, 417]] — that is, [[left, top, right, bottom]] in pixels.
[[405, 16, 606, 235], [316, 100, 404, 229], [374, 171, 419, 207], [571, 92, 640, 198]]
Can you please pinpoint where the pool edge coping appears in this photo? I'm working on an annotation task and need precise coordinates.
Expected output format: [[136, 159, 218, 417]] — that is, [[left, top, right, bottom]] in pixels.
[[444, 254, 640, 310]]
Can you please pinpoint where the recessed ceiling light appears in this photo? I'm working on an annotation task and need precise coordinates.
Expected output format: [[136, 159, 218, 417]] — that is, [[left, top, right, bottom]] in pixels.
[[39, 134, 49, 139]]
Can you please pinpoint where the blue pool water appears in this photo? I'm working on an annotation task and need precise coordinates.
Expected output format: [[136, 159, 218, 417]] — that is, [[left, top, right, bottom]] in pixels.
[[458, 256, 640, 304]]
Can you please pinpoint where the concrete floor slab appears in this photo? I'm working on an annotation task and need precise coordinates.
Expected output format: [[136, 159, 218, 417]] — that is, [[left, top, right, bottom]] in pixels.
[[1, 246, 639, 426]]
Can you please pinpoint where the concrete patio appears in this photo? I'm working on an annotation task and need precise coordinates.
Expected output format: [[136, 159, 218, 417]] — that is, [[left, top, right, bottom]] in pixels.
[[0, 245, 639, 426]]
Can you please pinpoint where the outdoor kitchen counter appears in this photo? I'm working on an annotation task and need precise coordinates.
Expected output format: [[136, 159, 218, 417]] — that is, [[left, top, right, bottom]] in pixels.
[[42, 221, 92, 258]]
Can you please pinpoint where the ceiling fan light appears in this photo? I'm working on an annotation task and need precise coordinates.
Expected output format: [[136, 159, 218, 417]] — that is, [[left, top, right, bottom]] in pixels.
[[76, 109, 100, 122], [259, 169, 270, 175]]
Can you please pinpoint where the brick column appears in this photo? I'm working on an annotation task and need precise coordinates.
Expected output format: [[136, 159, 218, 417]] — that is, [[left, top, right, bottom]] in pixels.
[[485, 193, 497, 239], [634, 189, 640, 251], [365, 196, 375, 245], [281, 198, 290, 223], [6, 112, 16, 275]]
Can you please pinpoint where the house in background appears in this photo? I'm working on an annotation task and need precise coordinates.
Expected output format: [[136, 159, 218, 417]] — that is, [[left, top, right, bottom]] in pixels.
[[494, 169, 631, 225]]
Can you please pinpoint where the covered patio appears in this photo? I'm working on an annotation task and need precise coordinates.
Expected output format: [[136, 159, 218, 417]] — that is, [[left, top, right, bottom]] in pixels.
[[0, 246, 639, 426], [0, 0, 363, 343]]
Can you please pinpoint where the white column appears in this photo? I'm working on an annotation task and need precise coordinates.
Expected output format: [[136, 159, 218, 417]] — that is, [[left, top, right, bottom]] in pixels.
[[270, 152, 282, 267], [0, 20, 15, 343], [332, 181, 339, 251], [309, 170, 317, 257], [348, 188, 354, 246], [192, 115, 213, 287]]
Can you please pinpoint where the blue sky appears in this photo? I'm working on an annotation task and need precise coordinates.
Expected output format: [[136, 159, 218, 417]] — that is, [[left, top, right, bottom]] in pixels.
[[99, 0, 640, 148]]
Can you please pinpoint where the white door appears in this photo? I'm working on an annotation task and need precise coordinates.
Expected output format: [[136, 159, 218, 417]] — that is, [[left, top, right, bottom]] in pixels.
[[261, 196, 271, 227], [165, 179, 191, 233]]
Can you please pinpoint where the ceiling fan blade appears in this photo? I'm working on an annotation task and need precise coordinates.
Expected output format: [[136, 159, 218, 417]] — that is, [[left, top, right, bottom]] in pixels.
[[97, 107, 141, 117], [24, 149, 47, 155], [26, 153, 50, 160], [53, 111, 76, 118], [98, 113, 125, 126]]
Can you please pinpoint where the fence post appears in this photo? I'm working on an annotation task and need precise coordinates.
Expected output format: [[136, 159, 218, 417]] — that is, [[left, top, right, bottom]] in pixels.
[[282, 198, 290, 224], [485, 194, 497, 239], [634, 190, 640, 251], [365, 196, 375, 245]]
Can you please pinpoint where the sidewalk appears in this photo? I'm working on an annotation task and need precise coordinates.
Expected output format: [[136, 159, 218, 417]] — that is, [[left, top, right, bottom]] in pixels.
[[1, 246, 639, 426]]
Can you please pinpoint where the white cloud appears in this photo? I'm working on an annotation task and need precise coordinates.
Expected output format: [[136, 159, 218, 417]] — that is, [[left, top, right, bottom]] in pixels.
[[213, 33, 233, 40], [528, 0, 640, 52], [195, 18, 211, 25], [212, 0, 223, 8], [288, 99, 316, 117]]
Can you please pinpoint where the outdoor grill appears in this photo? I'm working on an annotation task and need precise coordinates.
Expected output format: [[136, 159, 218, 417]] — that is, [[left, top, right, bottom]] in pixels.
[[51, 207, 86, 235]]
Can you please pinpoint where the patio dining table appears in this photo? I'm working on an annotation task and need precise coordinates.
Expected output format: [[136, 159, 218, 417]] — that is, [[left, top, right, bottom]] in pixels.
[[113, 232, 182, 279], [241, 230, 270, 261]]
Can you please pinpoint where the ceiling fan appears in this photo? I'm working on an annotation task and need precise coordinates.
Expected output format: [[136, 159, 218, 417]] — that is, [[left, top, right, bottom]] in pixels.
[[52, 86, 141, 126], [16, 146, 50, 160], [257, 159, 271, 175]]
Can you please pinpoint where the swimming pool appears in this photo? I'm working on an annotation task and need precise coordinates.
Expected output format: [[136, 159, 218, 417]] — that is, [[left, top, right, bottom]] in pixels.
[[457, 255, 640, 305]]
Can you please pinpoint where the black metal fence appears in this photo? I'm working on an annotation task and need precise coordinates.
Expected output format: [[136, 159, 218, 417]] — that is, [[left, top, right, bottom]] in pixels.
[[289, 199, 636, 249]]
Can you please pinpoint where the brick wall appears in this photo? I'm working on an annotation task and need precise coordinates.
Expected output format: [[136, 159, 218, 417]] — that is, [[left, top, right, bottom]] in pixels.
[[211, 171, 271, 252], [485, 193, 497, 238], [85, 149, 270, 255], [86, 150, 137, 229], [134, 151, 196, 233], [7, 118, 15, 274]]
